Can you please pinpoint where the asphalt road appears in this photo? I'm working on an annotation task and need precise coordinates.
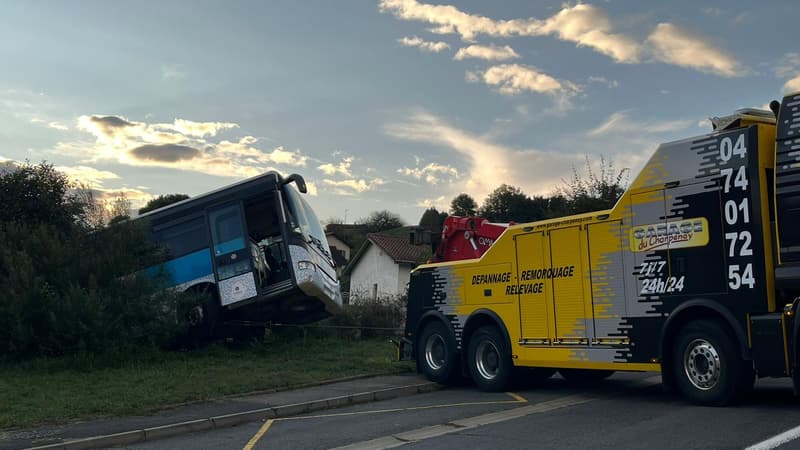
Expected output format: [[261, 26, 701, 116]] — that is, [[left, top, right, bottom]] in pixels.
[[125, 373, 800, 450]]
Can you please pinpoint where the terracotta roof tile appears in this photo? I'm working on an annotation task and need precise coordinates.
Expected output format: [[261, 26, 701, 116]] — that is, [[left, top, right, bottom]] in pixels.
[[367, 233, 428, 265]]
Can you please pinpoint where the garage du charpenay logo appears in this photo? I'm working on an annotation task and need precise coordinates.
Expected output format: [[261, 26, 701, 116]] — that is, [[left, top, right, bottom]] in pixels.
[[630, 217, 709, 252]]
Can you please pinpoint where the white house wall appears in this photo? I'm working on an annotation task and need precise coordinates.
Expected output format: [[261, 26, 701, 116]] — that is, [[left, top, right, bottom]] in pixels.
[[397, 264, 412, 294], [326, 235, 350, 260], [349, 244, 401, 302]]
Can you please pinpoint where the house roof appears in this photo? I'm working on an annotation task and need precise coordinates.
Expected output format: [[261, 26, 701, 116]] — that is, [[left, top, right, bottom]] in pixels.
[[343, 231, 431, 275]]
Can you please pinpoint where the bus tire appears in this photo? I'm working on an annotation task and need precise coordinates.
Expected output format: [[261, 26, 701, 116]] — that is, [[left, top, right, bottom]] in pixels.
[[417, 321, 458, 384], [673, 319, 747, 406], [467, 326, 512, 392], [558, 369, 614, 383]]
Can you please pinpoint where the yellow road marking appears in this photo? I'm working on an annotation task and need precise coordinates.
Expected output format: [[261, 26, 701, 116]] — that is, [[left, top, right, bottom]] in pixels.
[[243, 418, 274, 450], [505, 392, 527, 403]]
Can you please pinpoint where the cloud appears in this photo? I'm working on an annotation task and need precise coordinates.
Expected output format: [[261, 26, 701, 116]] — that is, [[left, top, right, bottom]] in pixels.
[[480, 64, 576, 95], [130, 143, 202, 162], [587, 76, 619, 88], [318, 157, 353, 177], [321, 178, 385, 194], [48, 121, 69, 131], [55, 165, 120, 186], [380, 1, 744, 76], [785, 75, 800, 93], [66, 114, 311, 178], [416, 196, 446, 208], [397, 161, 459, 184], [380, 1, 640, 62], [384, 111, 584, 202], [588, 111, 694, 136], [453, 44, 519, 61], [172, 119, 238, 137], [398, 36, 450, 52], [646, 23, 744, 77]]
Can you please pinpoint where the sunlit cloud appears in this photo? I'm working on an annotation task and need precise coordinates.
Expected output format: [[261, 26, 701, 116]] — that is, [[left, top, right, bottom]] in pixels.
[[785, 75, 800, 93], [321, 178, 385, 194], [64, 114, 310, 178], [646, 23, 744, 77], [380, 0, 744, 76], [171, 118, 238, 137], [384, 110, 583, 202], [481, 64, 573, 95], [398, 36, 450, 53], [318, 157, 353, 177], [453, 44, 518, 61], [416, 195, 446, 209], [55, 165, 120, 187], [48, 121, 69, 131], [397, 161, 459, 184], [380, 1, 639, 62]]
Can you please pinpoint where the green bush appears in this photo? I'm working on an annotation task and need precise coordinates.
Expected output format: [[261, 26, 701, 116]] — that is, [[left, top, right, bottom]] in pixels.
[[0, 213, 189, 360], [317, 293, 407, 338]]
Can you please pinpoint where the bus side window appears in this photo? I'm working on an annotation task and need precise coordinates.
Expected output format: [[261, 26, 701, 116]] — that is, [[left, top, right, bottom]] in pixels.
[[153, 217, 208, 257]]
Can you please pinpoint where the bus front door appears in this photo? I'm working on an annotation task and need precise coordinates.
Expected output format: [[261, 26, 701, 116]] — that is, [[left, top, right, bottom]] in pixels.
[[208, 203, 257, 306]]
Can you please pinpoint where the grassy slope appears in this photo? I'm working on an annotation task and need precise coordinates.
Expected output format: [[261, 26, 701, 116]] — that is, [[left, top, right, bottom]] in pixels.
[[0, 337, 413, 429]]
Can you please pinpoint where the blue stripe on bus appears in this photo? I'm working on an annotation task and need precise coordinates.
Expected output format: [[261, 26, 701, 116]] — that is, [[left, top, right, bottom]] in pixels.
[[148, 248, 214, 286], [214, 237, 245, 255]]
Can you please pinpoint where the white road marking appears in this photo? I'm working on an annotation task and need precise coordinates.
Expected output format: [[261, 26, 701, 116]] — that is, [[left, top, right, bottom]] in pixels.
[[746, 424, 800, 450]]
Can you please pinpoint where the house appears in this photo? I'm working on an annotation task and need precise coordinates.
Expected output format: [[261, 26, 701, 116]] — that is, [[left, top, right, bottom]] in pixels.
[[325, 224, 371, 277], [325, 231, 351, 277], [344, 232, 430, 303]]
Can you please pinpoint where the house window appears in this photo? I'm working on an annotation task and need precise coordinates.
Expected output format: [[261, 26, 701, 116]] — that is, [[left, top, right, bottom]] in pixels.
[[372, 283, 378, 301]]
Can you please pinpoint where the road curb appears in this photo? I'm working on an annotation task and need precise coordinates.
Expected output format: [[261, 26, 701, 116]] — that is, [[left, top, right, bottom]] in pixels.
[[27, 381, 440, 450]]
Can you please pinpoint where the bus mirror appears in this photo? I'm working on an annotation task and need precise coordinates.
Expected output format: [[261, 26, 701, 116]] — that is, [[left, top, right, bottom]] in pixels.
[[283, 173, 308, 194]]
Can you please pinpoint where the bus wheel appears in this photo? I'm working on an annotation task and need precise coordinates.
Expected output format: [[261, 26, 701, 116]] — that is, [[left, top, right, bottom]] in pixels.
[[468, 326, 512, 392], [558, 369, 614, 383], [673, 319, 747, 406], [417, 321, 458, 384]]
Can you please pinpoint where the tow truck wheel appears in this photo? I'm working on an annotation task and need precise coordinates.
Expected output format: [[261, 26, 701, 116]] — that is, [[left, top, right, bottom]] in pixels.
[[468, 326, 512, 392], [673, 319, 747, 406], [417, 321, 458, 384]]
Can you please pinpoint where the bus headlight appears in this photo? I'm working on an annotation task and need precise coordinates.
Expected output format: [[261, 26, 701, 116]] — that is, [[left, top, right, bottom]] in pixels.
[[297, 260, 316, 271]]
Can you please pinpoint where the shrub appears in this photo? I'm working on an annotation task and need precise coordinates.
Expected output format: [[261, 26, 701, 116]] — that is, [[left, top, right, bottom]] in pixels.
[[316, 292, 407, 338], [0, 219, 189, 360]]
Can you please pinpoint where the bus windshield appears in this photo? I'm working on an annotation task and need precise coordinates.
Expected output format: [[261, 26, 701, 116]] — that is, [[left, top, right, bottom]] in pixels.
[[283, 185, 332, 264]]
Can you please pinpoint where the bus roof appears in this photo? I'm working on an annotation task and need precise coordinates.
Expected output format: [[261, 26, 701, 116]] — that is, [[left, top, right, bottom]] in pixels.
[[137, 171, 284, 223]]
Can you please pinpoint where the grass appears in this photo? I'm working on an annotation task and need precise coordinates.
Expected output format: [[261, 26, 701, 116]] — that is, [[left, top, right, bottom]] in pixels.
[[0, 336, 414, 430]]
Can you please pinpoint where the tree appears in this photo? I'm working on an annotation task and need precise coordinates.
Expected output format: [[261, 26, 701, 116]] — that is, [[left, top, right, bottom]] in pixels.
[[0, 161, 87, 231], [450, 193, 477, 216], [478, 184, 545, 223], [356, 210, 405, 233], [139, 194, 190, 214], [418, 207, 447, 233], [558, 156, 629, 215]]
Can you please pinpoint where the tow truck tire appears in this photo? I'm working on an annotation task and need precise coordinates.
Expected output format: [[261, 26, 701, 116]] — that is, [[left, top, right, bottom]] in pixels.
[[417, 321, 458, 384], [468, 326, 512, 392], [558, 368, 615, 383], [673, 319, 748, 406]]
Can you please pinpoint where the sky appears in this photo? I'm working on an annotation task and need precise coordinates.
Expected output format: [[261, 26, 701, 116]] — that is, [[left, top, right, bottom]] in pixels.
[[1, 1, 798, 225]]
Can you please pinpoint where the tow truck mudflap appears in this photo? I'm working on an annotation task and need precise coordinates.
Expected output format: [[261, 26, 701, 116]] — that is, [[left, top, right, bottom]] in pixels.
[[390, 337, 414, 361]]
